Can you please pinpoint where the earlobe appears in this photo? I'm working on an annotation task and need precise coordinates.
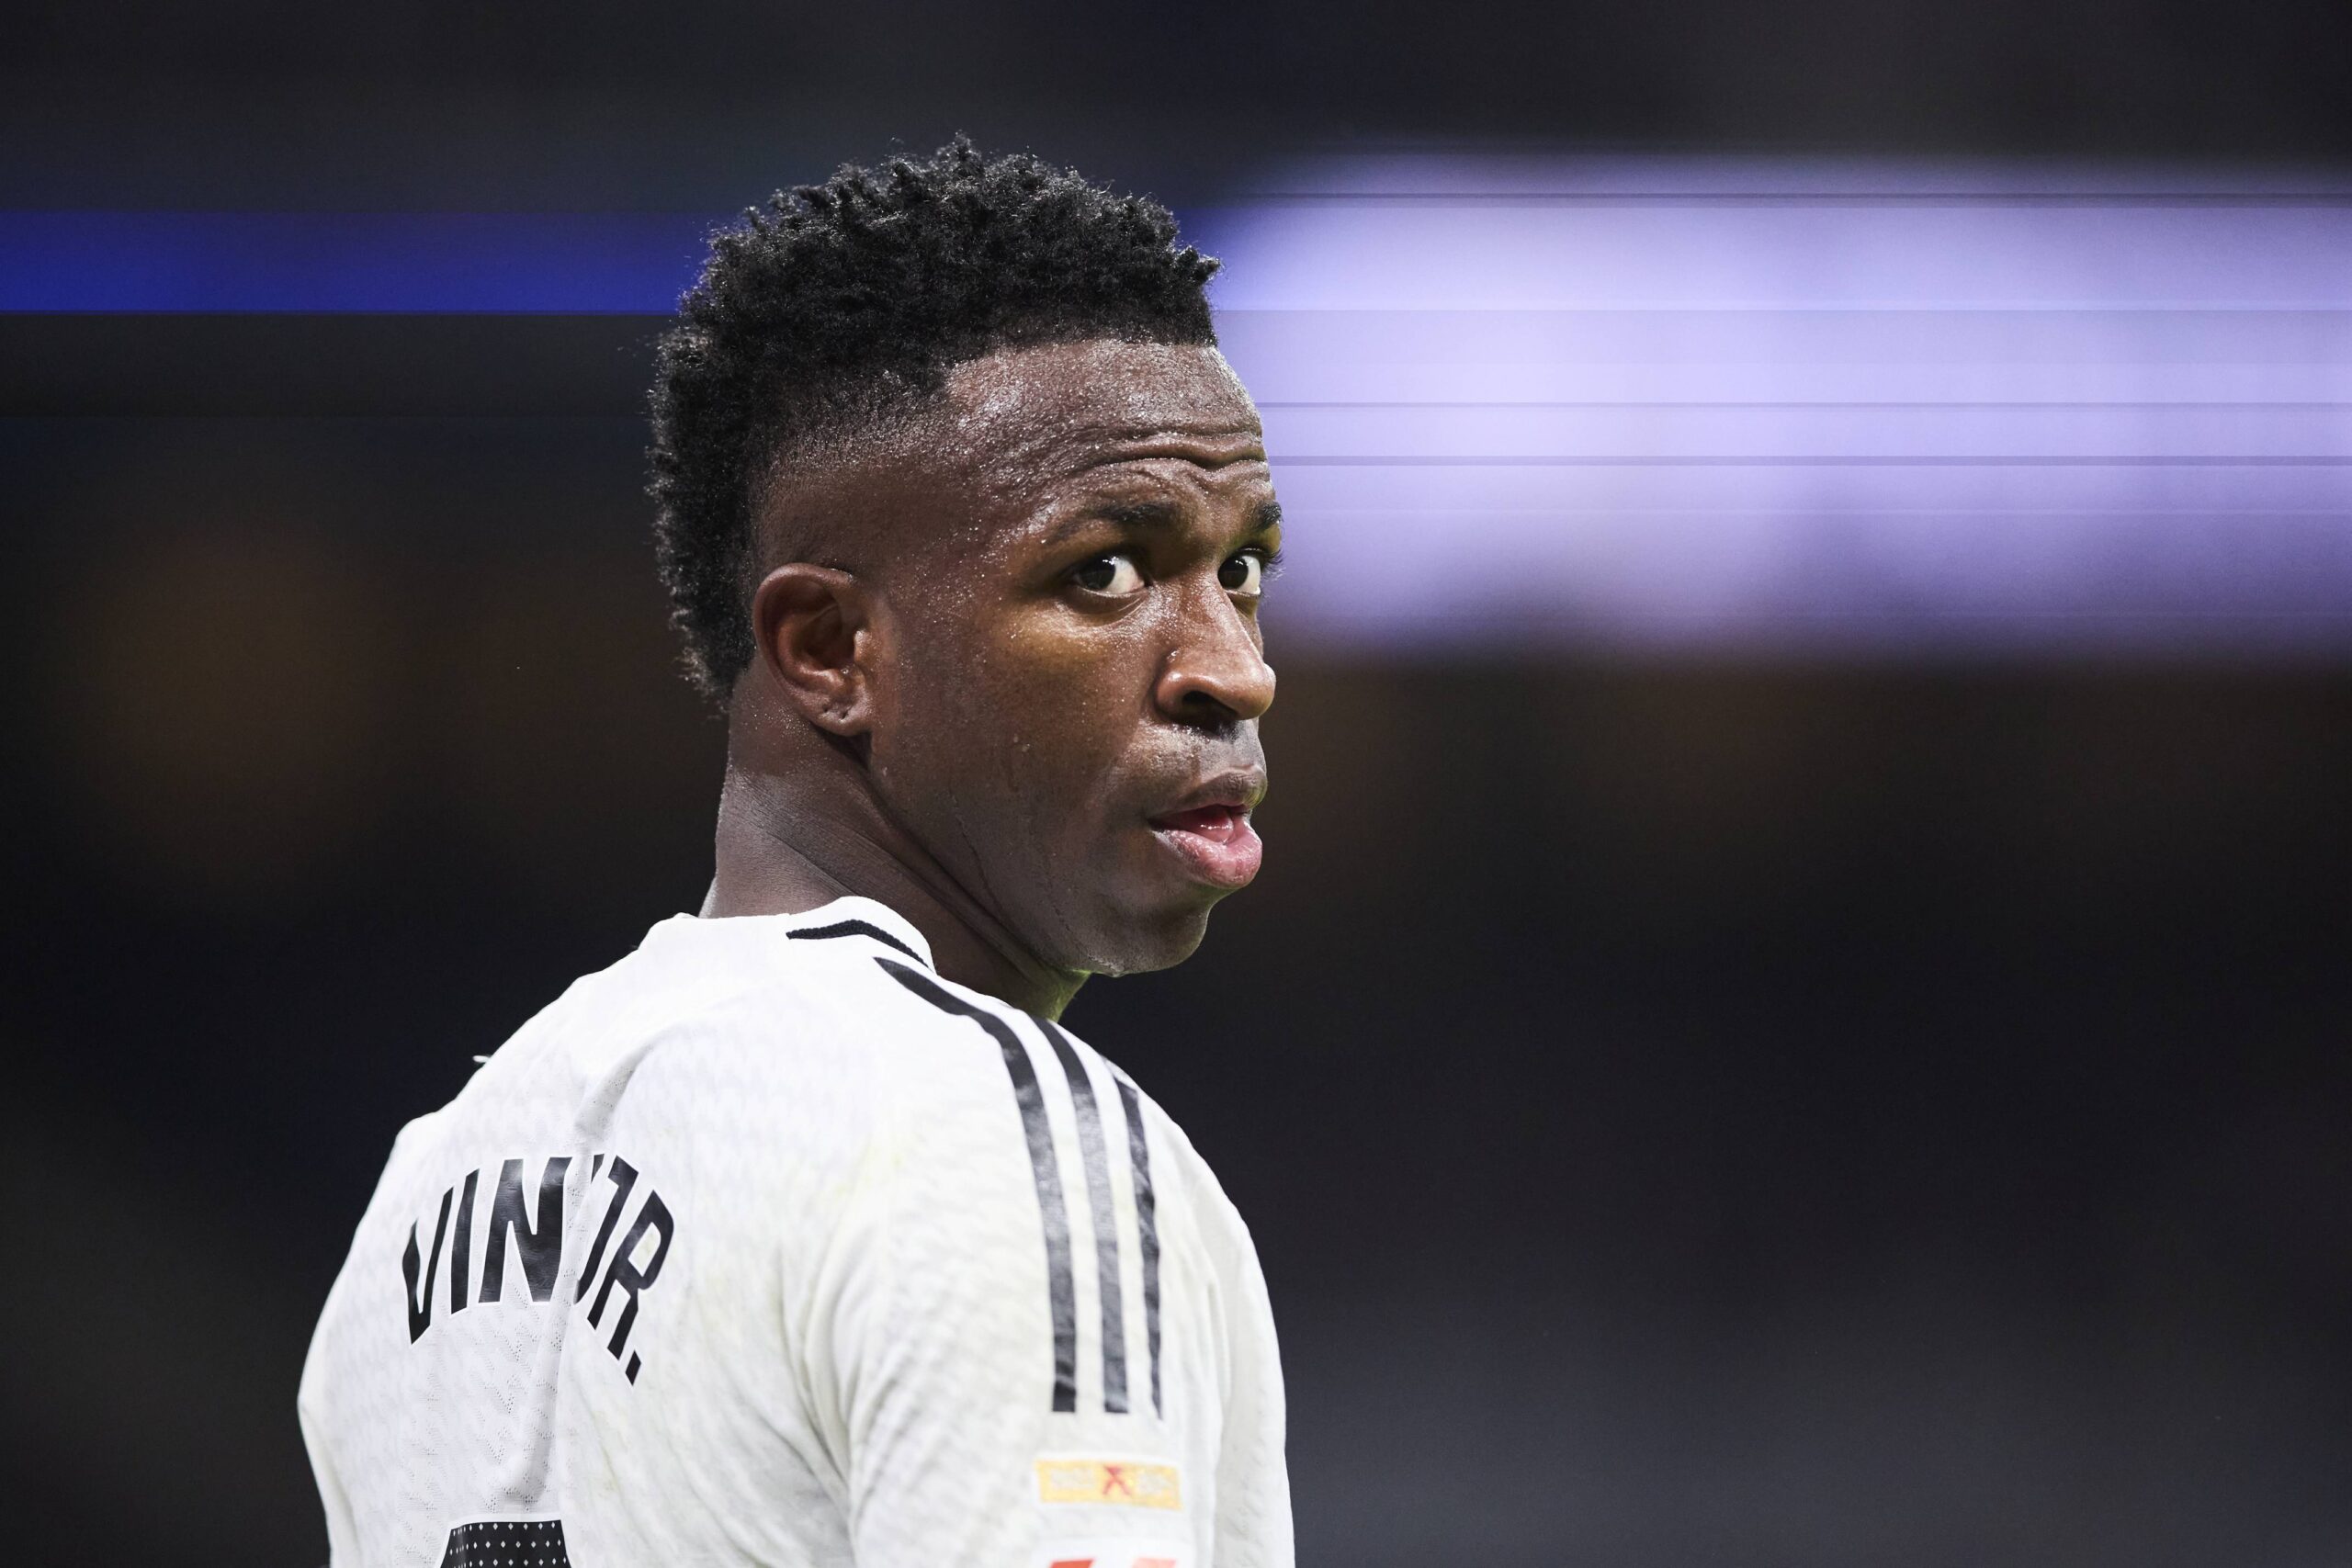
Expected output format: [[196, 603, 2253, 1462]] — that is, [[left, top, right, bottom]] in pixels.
[[751, 564, 873, 736]]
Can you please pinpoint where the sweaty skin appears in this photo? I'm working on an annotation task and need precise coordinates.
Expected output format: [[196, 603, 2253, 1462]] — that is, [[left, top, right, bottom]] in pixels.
[[703, 338, 1282, 1020]]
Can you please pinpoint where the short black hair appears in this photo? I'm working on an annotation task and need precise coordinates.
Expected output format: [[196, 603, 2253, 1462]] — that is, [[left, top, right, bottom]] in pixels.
[[649, 137, 1222, 696]]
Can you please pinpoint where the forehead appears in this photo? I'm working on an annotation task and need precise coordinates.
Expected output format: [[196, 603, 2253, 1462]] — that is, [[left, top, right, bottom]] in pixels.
[[752, 340, 1269, 575], [932, 339, 1267, 501]]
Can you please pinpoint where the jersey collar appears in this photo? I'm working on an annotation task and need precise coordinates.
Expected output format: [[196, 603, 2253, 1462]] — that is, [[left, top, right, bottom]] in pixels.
[[777, 897, 935, 969]]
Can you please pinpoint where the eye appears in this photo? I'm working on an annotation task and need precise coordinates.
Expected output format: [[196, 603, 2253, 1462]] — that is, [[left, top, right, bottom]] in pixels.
[[1072, 552, 1146, 596], [1218, 551, 1267, 597]]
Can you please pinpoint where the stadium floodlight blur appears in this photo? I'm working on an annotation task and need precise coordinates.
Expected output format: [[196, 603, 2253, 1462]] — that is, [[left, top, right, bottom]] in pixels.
[[1179, 155, 2351, 660], [9, 155, 2347, 659]]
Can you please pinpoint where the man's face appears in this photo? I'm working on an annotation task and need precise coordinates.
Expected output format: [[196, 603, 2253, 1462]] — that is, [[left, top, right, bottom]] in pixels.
[[861, 338, 1280, 976]]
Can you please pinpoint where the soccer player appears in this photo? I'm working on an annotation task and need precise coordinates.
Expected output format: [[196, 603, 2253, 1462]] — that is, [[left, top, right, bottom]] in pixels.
[[297, 141, 1290, 1568]]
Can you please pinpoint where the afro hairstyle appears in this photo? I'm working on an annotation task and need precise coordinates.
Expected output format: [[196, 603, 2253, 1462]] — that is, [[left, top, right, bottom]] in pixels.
[[648, 137, 1222, 697]]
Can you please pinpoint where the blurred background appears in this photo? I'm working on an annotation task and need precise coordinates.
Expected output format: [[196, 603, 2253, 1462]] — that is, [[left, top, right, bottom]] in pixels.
[[5, 3, 2349, 1564]]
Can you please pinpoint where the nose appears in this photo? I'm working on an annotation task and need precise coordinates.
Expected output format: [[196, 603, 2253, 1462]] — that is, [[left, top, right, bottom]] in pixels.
[[1153, 586, 1276, 728]]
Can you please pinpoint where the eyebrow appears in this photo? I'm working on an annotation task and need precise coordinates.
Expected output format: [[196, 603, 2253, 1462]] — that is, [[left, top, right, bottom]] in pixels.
[[1056, 497, 1283, 542]]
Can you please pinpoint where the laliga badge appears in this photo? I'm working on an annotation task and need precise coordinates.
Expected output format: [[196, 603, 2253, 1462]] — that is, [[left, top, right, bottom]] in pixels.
[[1035, 1457, 1183, 1511]]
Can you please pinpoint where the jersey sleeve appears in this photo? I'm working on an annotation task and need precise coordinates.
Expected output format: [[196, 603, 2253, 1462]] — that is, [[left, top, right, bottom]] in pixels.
[[298, 1351, 361, 1565], [799, 1043, 1058, 1568], [793, 982, 1204, 1568], [819, 1124, 1057, 1566], [1207, 1195, 1293, 1568], [299, 1119, 426, 1568]]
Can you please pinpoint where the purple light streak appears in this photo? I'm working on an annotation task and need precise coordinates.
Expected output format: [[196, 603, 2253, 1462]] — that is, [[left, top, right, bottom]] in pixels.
[[1193, 159, 2352, 658]]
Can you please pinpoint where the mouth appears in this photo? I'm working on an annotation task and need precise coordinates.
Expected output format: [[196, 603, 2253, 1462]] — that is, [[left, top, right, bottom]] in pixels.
[[1147, 783, 1265, 891]]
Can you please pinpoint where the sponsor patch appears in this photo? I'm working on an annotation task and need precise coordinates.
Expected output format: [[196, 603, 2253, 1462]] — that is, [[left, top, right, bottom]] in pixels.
[[1035, 1457, 1183, 1511], [1034, 1540, 1189, 1568]]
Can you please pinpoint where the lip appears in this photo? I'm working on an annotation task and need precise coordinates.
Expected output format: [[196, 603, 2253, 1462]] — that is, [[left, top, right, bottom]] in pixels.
[[1147, 770, 1267, 890]]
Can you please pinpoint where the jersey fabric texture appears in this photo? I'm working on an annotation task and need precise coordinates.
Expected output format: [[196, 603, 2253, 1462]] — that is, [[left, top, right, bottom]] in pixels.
[[300, 897, 1291, 1568]]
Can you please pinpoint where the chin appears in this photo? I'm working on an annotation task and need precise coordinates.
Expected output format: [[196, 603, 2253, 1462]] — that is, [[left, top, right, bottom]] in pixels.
[[1067, 895, 1222, 978]]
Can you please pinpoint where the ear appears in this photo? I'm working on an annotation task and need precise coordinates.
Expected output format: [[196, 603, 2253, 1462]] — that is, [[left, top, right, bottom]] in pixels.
[[750, 563, 876, 736]]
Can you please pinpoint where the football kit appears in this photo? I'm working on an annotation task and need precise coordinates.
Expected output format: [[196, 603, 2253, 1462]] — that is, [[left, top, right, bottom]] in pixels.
[[300, 897, 1291, 1568]]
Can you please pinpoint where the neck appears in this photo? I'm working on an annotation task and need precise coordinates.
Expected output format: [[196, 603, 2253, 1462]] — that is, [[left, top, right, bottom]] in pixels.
[[702, 762, 1087, 1020]]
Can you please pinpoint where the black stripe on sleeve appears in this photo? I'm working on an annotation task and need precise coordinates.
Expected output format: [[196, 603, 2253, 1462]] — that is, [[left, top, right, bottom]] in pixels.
[[790, 919, 923, 963], [1114, 1076, 1163, 1417], [877, 958, 1079, 1413], [1037, 1019, 1128, 1415]]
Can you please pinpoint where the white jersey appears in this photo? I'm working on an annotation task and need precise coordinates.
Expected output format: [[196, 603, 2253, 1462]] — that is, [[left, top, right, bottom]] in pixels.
[[300, 897, 1290, 1568]]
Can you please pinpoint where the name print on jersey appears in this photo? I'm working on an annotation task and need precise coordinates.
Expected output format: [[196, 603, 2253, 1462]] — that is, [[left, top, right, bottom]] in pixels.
[[401, 1153, 675, 1383]]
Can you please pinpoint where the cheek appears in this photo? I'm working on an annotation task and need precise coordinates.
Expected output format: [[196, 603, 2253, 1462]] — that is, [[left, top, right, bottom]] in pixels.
[[877, 618, 1146, 841]]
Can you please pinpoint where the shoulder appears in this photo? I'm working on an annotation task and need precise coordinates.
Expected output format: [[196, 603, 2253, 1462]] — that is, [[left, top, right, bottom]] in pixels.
[[509, 905, 1020, 1101], [1080, 1049, 1266, 1281], [1002, 1011, 1267, 1286], [379, 908, 1050, 1234]]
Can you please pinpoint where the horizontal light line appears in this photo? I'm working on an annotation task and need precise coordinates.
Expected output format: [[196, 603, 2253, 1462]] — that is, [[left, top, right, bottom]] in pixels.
[[1294, 610, 2352, 619], [1219, 306, 2352, 316], [1232, 193, 2352, 207], [1286, 508, 2352, 517], [1259, 400, 2352, 412], [1272, 456, 2352, 467]]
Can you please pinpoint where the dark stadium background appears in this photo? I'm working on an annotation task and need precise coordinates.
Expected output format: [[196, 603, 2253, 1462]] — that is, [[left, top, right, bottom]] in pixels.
[[6, 4, 2349, 1564]]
